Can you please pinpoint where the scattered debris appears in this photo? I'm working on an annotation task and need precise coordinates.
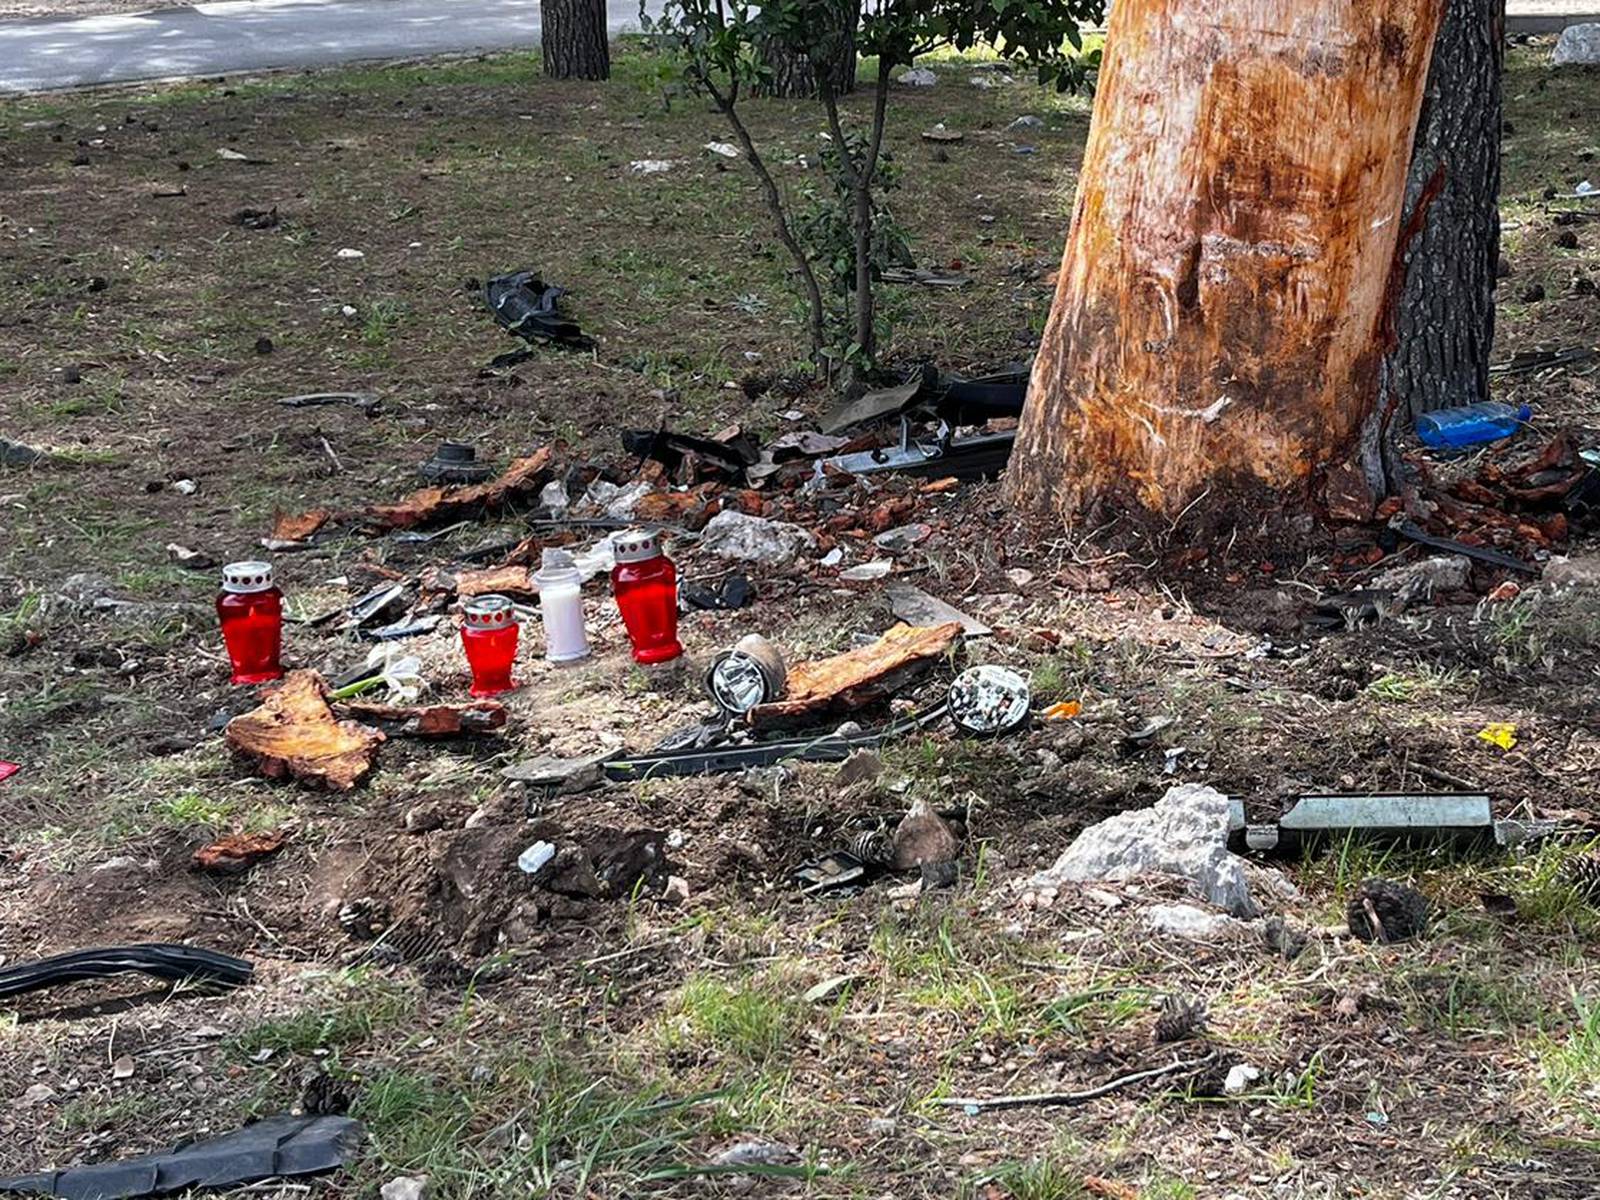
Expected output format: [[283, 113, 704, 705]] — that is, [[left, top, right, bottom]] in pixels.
[[360, 447, 554, 532], [839, 560, 894, 582], [629, 158, 676, 173], [705, 633, 787, 715], [229, 206, 279, 229], [921, 123, 963, 142], [417, 441, 493, 485], [192, 830, 289, 875], [1477, 722, 1518, 751], [897, 66, 937, 86], [1, 437, 47, 467], [381, 1177, 430, 1200], [1369, 554, 1471, 607], [0, 1114, 363, 1199], [516, 841, 557, 875], [502, 751, 611, 795], [885, 582, 990, 636], [947, 664, 1030, 736], [700, 510, 816, 566], [337, 700, 508, 737], [880, 267, 972, 288], [1347, 878, 1430, 943], [1008, 114, 1045, 130], [0, 761, 18, 783], [1236, 793, 1550, 855], [1223, 1064, 1261, 1095], [165, 542, 217, 570], [703, 141, 739, 158], [224, 670, 385, 791], [0, 944, 253, 1000], [749, 622, 962, 727], [1416, 401, 1531, 450], [270, 508, 331, 543], [483, 270, 588, 349], [1029, 783, 1265, 918], [275, 392, 381, 416], [681, 573, 755, 611], [1392, 519, 1539, 575]]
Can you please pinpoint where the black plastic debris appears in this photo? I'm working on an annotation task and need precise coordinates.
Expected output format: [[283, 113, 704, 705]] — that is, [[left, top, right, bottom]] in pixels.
[[622, 428, 759, 482], [0, 944, 252, 1001], [1, 438, 47, 468], [483, 270, 588, 350], [228, 206, 279, 229], [417, 441, 493, 485], [1392, 519, 1539, 575], [682, 573, 755, 612], [1347, 878, 1430, 944], [792, 848, 874, 897], [0, 1114, 362, 1200]]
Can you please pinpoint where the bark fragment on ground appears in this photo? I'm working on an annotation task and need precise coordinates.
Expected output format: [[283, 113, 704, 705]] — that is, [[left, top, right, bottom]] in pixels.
[[192, 830, 290, 874], [224, 670, 384, 791], [337, 700, 508, 737], [749, 622, 961, 727]]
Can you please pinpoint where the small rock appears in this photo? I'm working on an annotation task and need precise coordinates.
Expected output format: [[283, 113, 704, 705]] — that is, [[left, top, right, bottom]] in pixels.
[[873, 522, 932, 553], [1005, 568, 1035, 587], [335, 247, 365, 259], [1520, 283, 1546, 303], [897, 66, 937, 86], [0, 437, 46, 467], [170, 478, 197, 495], [663, 875, 691, 905], [890, 798, 959, 870], [501, 752, 608, 794], [1556, 229, 1581, 250], [866, 1116, 897, 1136], [700, 510, 815, 567], [1370, 554, 1470, 607], [19, 1084, 55, 1107], [111, 1056, 135, 1080], [839, 559, 893, 582], [835, 749, 883, 788], [1223, 1064, 1260, 1095], [380, 1177, 429, 1200], [1143, 903, 1245, 940], [1545, 556, 1600, 589], [1552, 21, 1600, 65], [1008, 115, 1045, 129]]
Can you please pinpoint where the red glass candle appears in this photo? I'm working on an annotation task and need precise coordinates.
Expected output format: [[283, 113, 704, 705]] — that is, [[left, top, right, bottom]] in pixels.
[[460, 594, 519, 696], [216, 561, 284, 685], [611, 530, 683, 665]]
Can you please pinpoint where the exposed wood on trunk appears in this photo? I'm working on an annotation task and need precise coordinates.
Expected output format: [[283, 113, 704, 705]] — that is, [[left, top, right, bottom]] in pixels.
[[541, 0, 610, 80], [1007, 0, 1445, 524], [225, 670, 384, 791]]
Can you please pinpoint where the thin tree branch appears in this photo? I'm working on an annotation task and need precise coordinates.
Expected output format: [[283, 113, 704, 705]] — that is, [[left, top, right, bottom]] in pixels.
[[930, 1050, 1219, 1112]]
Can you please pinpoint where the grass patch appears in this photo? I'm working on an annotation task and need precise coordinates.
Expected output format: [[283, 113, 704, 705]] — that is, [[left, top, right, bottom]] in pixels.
[[230, 974, 417, 1060], [663, 974, 806, 1062]]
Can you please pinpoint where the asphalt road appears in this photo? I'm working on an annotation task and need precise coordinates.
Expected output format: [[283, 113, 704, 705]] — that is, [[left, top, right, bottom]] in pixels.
[[0, 0, 651, 93], [0, 0, 1592, 95]]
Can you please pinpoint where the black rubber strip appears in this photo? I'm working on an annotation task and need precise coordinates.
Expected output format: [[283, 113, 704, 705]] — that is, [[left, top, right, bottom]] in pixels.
[[0, 944, 253, 1001]]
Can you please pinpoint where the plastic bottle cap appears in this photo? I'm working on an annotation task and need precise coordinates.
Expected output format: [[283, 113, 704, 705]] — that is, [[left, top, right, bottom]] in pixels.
[[534, 547, 581, 589], [221, 561, 274, 594], [613, 528, 662, 564], [463, 594, 518, 629]]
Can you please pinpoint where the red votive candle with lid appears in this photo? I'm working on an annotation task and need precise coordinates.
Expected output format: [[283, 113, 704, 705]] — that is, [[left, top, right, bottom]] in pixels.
[[610, 529, 683, 665], [217, 560, 284, 685], [460, 593, 520, 696]]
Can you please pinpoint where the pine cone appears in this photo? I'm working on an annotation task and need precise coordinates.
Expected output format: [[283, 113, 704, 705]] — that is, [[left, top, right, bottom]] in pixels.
[[1154, 995, 1208, 1044], [1560, 853, 1600, 902], [300, 1071, 353, 1116], [1347, 878, 1430, 944]]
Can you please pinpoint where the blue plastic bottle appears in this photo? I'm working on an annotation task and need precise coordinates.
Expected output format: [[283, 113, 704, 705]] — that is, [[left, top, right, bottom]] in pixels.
[[1415, 402, 1532, 450]]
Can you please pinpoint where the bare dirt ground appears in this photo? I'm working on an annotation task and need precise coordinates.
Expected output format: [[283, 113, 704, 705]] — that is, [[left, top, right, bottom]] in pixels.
[[1, 39, 1600, 1200]]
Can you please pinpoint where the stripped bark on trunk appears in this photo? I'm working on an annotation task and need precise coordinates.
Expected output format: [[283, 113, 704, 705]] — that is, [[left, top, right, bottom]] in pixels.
[[1007, 0, 1445, 525]]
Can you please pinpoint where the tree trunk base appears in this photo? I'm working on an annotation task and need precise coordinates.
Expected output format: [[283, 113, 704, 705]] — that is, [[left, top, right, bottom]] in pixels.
[[541, 0, 610, 81]]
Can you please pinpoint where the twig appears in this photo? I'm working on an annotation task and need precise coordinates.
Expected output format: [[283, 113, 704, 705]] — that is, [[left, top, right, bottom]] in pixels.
[[932, 1050, 1218, 1112], [1411, 762, 1479, 791], [582, 939, 674, 969], [319, 436, 342, 473]]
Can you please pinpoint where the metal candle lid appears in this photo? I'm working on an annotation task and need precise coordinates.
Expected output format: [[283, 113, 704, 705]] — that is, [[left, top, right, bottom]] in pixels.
[[221, 561, 274, 594], [463, 594, 518, 630], [613, 528, 662, 565], [948, 664, 1031, 736]]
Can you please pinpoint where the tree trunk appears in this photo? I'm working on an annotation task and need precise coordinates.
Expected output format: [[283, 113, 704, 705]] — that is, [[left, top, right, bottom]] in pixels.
[[1384, 0, 1504, 423], [754, 1, 858, 98], [541, 0, 610, 81], [1007, 0, 1445, 527]]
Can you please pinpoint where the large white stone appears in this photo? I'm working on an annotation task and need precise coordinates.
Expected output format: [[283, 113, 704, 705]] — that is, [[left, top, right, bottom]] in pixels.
[[700, 511, 816, 566], [1031, 783, 1260, 917], [1553, 23, 1600, 65]]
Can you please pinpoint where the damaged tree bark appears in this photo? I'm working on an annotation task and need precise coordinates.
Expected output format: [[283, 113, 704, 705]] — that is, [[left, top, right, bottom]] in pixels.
[[1007, 0, 1445, 527]]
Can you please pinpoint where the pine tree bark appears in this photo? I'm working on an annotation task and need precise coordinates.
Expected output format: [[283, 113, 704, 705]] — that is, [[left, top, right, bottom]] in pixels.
[[1384, 0, 1504, 423], [1007, 0, 1445, 526], [541, 0, 610, 81]]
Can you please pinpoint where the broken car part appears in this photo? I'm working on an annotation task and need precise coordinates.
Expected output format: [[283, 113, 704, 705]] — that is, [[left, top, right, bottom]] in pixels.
[[0, 943, 253, 1001], [0, 1114, 363, 1200], [748, 622, 962, 727], [681, 573, 755, 612], [1233, 793, 1557, 856], [417, 441, 493, 485], [884, 581, 990, 636], [622, 427, 759, 481], [483, 270, 588, 347], [704, 633, 787, 716], [274, 392, 380, 417], [947, 664, 1031, 736], [603, 703, 950, 781], [1392, 519, 1540, 575]]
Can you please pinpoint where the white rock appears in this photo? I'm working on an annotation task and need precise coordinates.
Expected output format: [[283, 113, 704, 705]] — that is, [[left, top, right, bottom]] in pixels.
[[700, 510, 815, 566], [1030, 783, 1263, 917], [538, 480, 569, 511], [1223, 1064, 1261, 1095], [381, 1176, 429, 1200], [839, 559, 892, 582], [1144, 903, 1246, 940], [335, 248, 365, 259], [1553, 22, 1600, 65], [19, 1083, 55, 1106], [897, 66, 937, 86]]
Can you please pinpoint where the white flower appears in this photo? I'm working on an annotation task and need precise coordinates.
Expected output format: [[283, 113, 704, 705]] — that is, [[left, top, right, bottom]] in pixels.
[[361, 645, 424, 704]]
